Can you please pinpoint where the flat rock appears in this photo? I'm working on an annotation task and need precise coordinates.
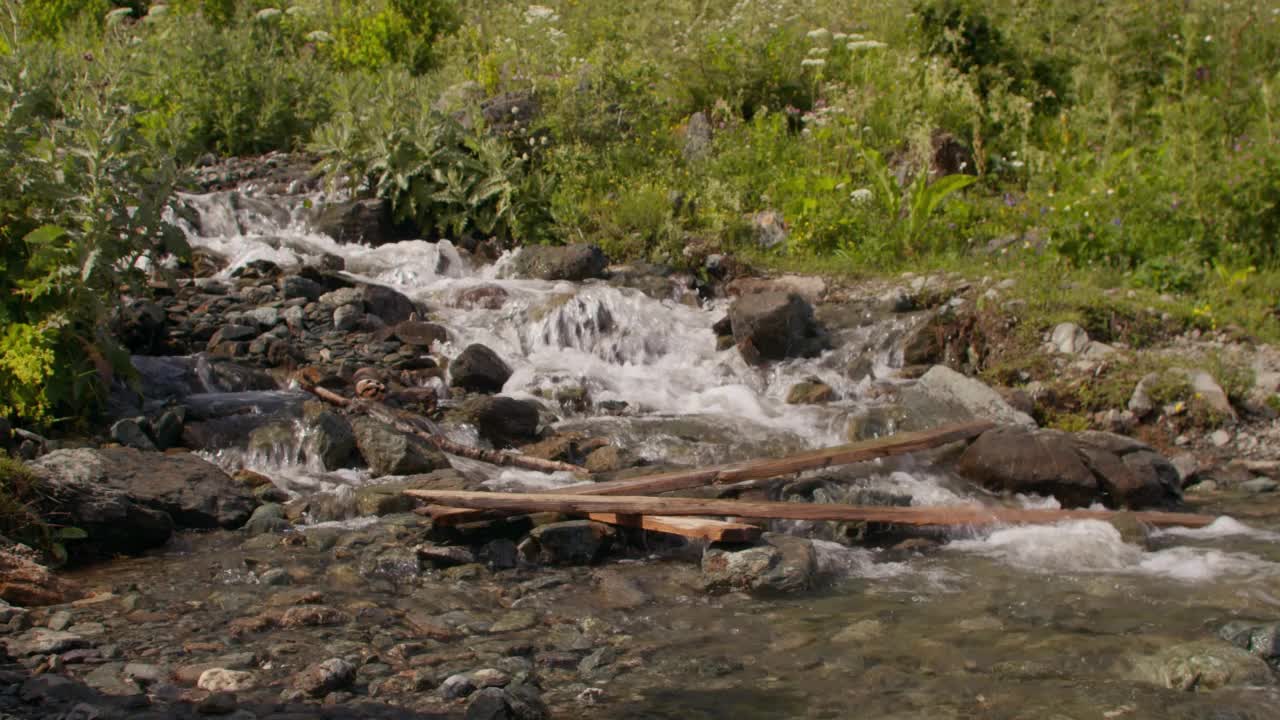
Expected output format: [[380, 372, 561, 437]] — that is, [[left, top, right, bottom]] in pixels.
[[899, 365, 1036, 429], [30, 447, 256, 531]]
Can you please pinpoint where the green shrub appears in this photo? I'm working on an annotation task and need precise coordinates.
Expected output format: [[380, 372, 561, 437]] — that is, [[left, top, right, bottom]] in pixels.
[[0, 50, 185, 427]]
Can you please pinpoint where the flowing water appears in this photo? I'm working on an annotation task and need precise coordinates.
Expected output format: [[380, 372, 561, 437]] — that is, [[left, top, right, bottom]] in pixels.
[[69, 190, 1280, 717]]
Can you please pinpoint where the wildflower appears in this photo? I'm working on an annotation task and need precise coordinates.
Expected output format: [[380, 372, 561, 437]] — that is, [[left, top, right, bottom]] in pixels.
[[524, 5, 558, 23], [801, 58, 827, 68], [305, 30, 333, 43], [833, 32, 848, 41], [847, 40, 888, 51], [849, 188, 874, 205], [808, 47, 829, 56], [806, 28, 832, 42], [254, 8, 283, 23], [1204, 35, 1213, 43]]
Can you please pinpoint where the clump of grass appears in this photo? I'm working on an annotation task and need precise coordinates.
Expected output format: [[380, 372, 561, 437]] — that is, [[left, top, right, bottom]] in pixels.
[[0, 456, 51, 552]]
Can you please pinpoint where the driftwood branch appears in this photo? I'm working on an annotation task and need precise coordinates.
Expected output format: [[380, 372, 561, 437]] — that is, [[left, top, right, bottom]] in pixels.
[[423, 421, 995, 526], [298, 382, 586, 477], [406, 489, 1218, 530]]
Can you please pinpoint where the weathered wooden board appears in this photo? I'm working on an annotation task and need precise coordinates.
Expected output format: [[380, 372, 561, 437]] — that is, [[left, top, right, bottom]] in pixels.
[[585, 514, 762, 542]]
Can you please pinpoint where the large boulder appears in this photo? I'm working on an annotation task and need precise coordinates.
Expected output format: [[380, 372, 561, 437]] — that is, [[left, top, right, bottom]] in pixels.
[[453, 396, 541, 448], [702, 533, 818, 594], [450, 344, 513, 394], [511, 244, 608, 281], [351, 417, 450, 477], [30, 448, 257, 530], [309, 198, 408, 247], [728, 292, 827, 364], [957, 426, 1181, 509], [898, 365, 1036, 429]]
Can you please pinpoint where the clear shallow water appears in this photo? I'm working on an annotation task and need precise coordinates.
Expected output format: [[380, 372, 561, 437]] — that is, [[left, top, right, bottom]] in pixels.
[[146, 190, 1280, 716]]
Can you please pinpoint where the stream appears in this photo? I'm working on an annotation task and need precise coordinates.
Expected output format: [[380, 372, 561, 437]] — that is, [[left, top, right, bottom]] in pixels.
[[47, 188, 1280, 718]]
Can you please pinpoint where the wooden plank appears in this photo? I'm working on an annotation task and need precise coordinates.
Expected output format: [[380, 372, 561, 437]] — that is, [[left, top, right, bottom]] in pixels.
[[424, 420, 994, 526], [405, 489, 1218, 530], [586, 514, 762, 542]]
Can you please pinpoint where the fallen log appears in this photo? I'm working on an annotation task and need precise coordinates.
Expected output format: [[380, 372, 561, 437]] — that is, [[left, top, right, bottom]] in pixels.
[[425, 420, 995, 526], [405, 489, 1219, 530], [298, 382, 586, 477]]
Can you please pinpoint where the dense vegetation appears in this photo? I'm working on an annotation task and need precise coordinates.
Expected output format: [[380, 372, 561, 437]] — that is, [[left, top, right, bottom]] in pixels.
[[2, 0, 1279, 428]]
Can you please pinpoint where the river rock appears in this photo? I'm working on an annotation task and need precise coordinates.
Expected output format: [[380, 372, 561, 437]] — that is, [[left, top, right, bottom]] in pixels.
[[899, 365, 1036, 428], [363, 284, 417, 324], [701, 533, 817, 594], [1219, 621, 1280, 664], [243, 503, 289, 536], [281, 275, 325, 301], [292, 657, 356, 697], [351, 417, 450, 477], [450, 344, 513, 394], [1049, 322, 1091, 354], [511, 244, 608, 281], [29, 448, 255, 548], [728, 292, 827, 364], [0, 548, 80, 607], [198, 668, 256, 693], [526, 521, 614, 565], [333, 303, 364, 331], [1130, 641, 1272, 691], [957, 427, 1181, 508], [310, 198, 404, 246], [1186, 368, 1237, 421], [4, 628, 88, 656], [454, 396, 541, 447], [786, 380, 835, 404], [302, 404, 356, 470], [394, 320, 448, 348], [110, 418, 156, 451], [465, 683, 548, 720]]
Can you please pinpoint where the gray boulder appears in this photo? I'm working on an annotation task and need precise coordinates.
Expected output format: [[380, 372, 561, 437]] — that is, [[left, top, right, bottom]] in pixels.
[[351, 417, 450, 477], [957, 427, 1181, 509], [728, 292, 827, 364], [110, 418, 156, 451], [899, 365, 1036, 429], [450, 344, 512, 394], [511, 244, 608, 281], [394, 320, 449, 348], [702, 533, 817, 594], [30, 447, 256, 530], [1219, 621, 1280, 666], [310, 198, 406, 247], [454, 396, 540, 448]]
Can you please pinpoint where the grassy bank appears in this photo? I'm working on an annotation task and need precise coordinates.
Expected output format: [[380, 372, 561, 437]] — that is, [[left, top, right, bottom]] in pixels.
[[2, 0, 1279, 426]]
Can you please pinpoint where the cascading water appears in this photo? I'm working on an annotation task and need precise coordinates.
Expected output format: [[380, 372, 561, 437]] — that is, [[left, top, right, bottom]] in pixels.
[[169, 188, 1280, 588]]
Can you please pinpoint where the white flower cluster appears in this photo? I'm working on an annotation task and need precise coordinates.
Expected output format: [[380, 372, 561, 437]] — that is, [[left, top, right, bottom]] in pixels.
[[849, 188, 874, 205], [847, 40, 887, 51], [524, 5, 559, 23]]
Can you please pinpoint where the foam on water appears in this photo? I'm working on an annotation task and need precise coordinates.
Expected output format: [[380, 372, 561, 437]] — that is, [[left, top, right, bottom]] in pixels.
[[1154, 516, 1280, 542], [950, 520, 1279, 581]]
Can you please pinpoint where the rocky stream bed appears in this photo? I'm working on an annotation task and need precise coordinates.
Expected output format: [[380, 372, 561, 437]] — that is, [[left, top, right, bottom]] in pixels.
[[3, 158, 1280, 719]]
